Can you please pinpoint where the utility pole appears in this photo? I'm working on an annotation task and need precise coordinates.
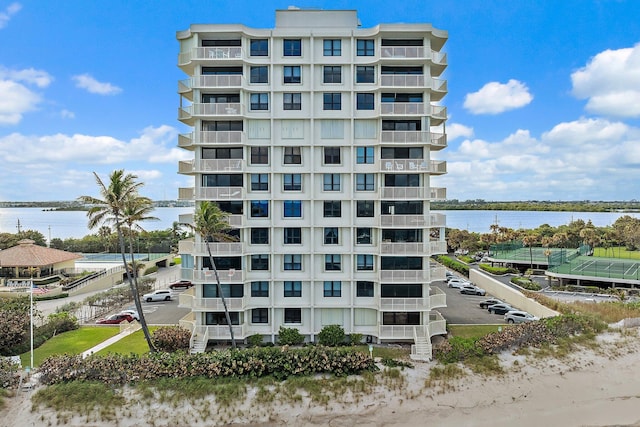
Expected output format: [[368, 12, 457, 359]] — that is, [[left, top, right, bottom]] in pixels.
[[16, 219, 22, 233], [48, 226, 51, 247]]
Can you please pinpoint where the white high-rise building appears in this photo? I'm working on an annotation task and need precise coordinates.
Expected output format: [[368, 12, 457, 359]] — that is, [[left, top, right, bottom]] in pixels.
[[176, 8, 448, 360]]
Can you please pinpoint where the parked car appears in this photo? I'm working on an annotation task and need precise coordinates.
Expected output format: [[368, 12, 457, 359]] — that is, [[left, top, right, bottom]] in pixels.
[[504, 310, 539, 324], [479, 298, 503, 309], [487, 303, 515, 315], [142, 289, 172, 302], [447, 278, 471, 288], [96, 313, 134, 324], [119, 309, 140, 321], [459, 284, 487, 296], [169, 280, 193, 290]]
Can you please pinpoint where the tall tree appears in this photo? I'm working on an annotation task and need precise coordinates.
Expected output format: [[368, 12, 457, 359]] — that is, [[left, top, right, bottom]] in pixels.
[[121, 195, 158, 284], [522, 233, 539, 271], [187, 201, 238, 348], [78, 170, 156, 352]]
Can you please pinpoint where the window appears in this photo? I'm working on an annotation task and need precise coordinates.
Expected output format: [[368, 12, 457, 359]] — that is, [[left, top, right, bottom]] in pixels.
[[283, 66, 301, 83], [385, 174, 420, 187], [357, 281, 374, 297], [251, 147, 268, 164], [357, 254, 374, 271], [251, 254, 269, 270], [284, 146, 301, 164], [323, 39, 341, 56], [356, 66, 375, 83], [356, 227, 372, 244], [357, 39, 375, 56], [284, 227, 302, 244], [284, 307, 302, 323], [202, 147, 243, 159], [381, 147, 423, 159], [323, 93, 341, 110], [250, 200, 269, 217], [283, 39, 301, 56], [283, 93, 301, 110], [202, 174, 243, 187], [250, 228, 269, 244], [202, 121, 243, 132], [356, 173, 375, 191], [357, 200, 374, 217], [250, 93, 269, 110], [251, 281, 269, 297], [250, 39, 268, 56], [382, 120, 421, 131], [283, 200, 302, 218], [323, 173, 341, 191], [325, 254, 341, 271], [284, 254, 302, 271], [252, 308, 268, 323], [202, 66, 242, 75], [283, 173, 301, 191], [323, 201, 341, 217], [380, 256, 422, 270], [284, 281, 302, 297], [381, 284, 422, 298], [250, 66, 268, 83], [251, 174, 268, 191], [323, 66, 342, 84], [324, 227, 339, 244], [382, 312, 420, 325], [356, 146, 374, 164], [203, 283, 243, 298], [205, 312, 240, 325], [357, 93, 375, 110], [324, 281, 342, 297], [202, 93, 240, 104], [324, 147, 341, 164]]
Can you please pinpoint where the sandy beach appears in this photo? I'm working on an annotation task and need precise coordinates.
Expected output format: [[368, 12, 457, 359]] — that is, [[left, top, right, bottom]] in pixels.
[[3, 327, 640, 427]]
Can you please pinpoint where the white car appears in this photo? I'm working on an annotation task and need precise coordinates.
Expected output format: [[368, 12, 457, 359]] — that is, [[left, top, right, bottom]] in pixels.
[[142, 289, 173, 302], [459, 284, 487, 296], [119, 309, 140, 321], [504, 310, 539, 324], [447, 278, 470, 288]]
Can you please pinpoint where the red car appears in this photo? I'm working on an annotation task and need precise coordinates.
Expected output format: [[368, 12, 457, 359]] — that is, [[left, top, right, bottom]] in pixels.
[[96, 313, 135, 324], [169, 280, 193, 290]]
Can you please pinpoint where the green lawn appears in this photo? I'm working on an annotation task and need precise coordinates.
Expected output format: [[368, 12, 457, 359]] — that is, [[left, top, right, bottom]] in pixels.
[[20, 326, 120, 368], [95, 327, 158, 356], [448, 324, 503, 339]]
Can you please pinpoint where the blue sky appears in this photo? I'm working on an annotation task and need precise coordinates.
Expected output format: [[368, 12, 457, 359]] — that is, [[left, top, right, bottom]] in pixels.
[[1, 0, 639, 202]]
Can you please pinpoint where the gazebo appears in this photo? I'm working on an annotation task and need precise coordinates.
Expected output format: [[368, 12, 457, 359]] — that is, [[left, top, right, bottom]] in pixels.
[[0, 239, 82, 286]]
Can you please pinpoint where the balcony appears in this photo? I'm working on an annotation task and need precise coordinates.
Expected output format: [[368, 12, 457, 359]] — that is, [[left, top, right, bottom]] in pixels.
[[178, 213, 193, 226], [380, 214, 426, 227], [193, 242, 243, 255], [380, 186, 424, 200], [429, 288, 447, 309], [193, 269, 243, 282], [204, 324, 246, 340], [179, 293, 245, 311], [198, 130, 245, 144], [429, 213, 446, 228], [380, 241, 424, 255], [431, 79, 447, 101], [226, 214, 244, 228], [430, 241, 448, 255], [380, 102, 425, 116], [380, 131, 429, 144], [429, 187, 447, 201], [178, 103, 243, 125], [178, 47, 243, 66], [178, 133, 194, 150], [379, 297, 428, 311], [430, 132, 447, 150], [380, 75, 425, 87], [378, 325, 414, 340], [179, 159, 244, 175], [429, 312, 447, 336], [380, 159, 446, 175], [379, 270, 427, 282], [380, 46, 428, 59], [178, 187, 194, 200], [430, 265, 446, 282], [178, 239, 194, 254], [192, 75, 243, 89], [195, 187, 244, 200]]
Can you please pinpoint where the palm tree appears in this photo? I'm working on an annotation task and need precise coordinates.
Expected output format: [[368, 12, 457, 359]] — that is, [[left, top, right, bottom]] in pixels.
[[121, 195, 158, 281], [78, 170, 156, 353], [522, 233, 539, 272], [187, 201, 238, 348]]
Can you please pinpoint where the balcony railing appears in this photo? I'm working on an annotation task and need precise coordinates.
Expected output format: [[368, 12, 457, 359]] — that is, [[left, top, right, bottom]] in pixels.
[[380, 214, 426, 227], [430, 265, 446, 282], [380, 186, 424, 200], [429, 312, 447, 336], [204, 324, 246, 339], [178, 160, 194, 174], [380, 75, 425, 87], [380, 131, 430, 143], [429, 213, 446, 228], [193, 242, 243, 255], [190, 75, 243, 89], [379, 270, 427, 282], [379, 297, 428, 311], [379, 325, 415, 340], [430, 132, 447, 149], [380, 46, 428, 59], [429, 288, 447, 309], [179, 47, 243, 65], [193, 269, 243, 282], [429, 187, 447, 200], [190, 103, 243, 116], [178, 133, 193, 149], [380, 242, 424, 255], [380, 102, 424, 115], [198, 131, 244, 144], [178, 213, 193, 226], [380, 159, 446, 174], [430, 105, 447, 120], [196, 187, 244, 200], [430, 241, 448, 255], [188, 297, 245, 311], [178, 187, 194, 200]]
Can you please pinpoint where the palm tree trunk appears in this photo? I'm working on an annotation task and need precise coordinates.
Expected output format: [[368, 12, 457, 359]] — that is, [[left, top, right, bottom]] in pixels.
[[205, 241, 236, 348], [117, 225, 156, 352]]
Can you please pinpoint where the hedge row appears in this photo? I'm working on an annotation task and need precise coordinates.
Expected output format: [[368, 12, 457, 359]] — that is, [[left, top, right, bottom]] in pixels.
[[434, 255, 469, 276], [38, 345, 377, 385]]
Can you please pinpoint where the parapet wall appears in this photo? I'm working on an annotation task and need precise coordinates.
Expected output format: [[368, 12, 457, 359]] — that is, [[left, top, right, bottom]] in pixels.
[[470, 269, 560, 318]]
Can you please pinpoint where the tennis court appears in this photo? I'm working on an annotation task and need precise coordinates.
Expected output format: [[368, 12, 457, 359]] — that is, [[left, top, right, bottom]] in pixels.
[[549, 256, 640, 281]]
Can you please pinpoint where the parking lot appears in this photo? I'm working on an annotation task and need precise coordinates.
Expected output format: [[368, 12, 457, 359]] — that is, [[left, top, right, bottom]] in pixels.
[[435, 274, 511, 325]]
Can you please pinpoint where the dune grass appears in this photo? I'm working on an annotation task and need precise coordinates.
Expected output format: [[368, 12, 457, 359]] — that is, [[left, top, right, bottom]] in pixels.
[[20, 326, 120, 368]]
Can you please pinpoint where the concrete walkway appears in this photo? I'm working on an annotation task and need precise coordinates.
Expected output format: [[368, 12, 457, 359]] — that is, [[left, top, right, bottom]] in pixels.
[[81, 323, 142, 358]]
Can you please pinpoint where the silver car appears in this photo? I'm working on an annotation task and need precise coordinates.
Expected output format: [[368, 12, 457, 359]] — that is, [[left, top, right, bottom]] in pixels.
[[142, 289, 173, 302], [504, 310, 539, 324]]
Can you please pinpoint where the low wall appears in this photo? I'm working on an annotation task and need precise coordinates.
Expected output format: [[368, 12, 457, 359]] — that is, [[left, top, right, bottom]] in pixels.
[[470, 269, 560, 318]]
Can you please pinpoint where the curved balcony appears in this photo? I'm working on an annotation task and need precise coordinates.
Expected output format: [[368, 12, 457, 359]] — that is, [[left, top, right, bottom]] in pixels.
[[429, 187, 447, 201], [429, 240, 448, 255], [178, 133, 194, 150], [430, 79, 447, 101], [178, 103, 243, 125], [429, 287, 447, 309], [178, 47, 243, 66], [430, 132, 447, 150], [179, 159, 244, 175], [178, 187, 194, 200]]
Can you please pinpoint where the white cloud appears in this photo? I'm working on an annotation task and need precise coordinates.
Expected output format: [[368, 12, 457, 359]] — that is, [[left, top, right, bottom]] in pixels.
[[0, 80, 41, 125], [72, 73, 122, 95], [446, 123, 473, 140], [440, 118, 640, 201], [0, 2, 21, 29], [0, 66, 53, 87], [571, 43, 640, 117], [463, 79, 533, 114], [60, 109, 75, 119]]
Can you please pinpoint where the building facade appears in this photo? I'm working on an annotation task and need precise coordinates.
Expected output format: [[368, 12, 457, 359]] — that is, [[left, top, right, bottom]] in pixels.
[[176, 9, 448, 359]]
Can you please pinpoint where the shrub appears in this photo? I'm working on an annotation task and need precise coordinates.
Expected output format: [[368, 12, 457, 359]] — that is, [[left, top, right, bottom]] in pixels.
[[318, 325, 345, 347], [349, 333, 363, 345], [511, 277, 541, 291], [247, 334, 264, 348], [151, 326, 190, 352], [277, 327, 304, 346], [144, 265, 158, 275], [479, 264, 517, 275], [434, 255, 469, 276], [0, 357, 20, 388]]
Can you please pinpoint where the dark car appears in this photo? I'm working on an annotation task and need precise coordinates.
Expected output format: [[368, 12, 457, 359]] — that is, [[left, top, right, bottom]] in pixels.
[[96, 313, 134, 324], [169, 280, 193, 290], [459, 284, 487, 296], [487, 303, 515, 315], [479, 298, 503, 309]]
